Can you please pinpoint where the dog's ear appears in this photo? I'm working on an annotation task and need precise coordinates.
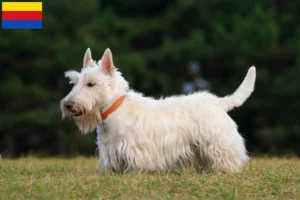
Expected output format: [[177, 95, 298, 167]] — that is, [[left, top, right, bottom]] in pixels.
[[83, 48, 92, 68], [65, 70, 80, 84], [100, 48, 115, 75]]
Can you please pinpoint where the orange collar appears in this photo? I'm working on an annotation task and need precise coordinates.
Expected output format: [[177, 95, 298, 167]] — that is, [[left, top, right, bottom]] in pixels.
[[101, 95, 125, 120]]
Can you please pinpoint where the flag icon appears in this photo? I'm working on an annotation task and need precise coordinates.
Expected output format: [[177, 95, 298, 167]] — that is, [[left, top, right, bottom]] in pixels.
[[2, 2, 42, 29]]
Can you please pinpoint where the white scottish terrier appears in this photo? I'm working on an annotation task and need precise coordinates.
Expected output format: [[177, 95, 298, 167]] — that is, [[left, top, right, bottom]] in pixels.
[[61, 48, 256, 173]]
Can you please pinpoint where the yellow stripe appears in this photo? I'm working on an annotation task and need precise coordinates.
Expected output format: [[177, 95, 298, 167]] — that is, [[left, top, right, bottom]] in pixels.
[[2, 2, 42, 11]]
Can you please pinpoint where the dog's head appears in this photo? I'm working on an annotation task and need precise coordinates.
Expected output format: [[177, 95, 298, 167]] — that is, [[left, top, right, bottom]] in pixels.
[[60, 48, 129, 133]]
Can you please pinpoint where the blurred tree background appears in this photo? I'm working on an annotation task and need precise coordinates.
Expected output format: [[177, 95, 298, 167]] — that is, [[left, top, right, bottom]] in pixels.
[[0, 0, 299, 157]]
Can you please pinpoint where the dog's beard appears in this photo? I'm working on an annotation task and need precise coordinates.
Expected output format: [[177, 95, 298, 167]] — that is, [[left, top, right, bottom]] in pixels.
[[74, 108, 101, 134], [60, 101, 101, 134]]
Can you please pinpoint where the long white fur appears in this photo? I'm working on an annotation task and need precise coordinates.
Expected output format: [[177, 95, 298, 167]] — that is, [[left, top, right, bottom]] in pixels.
[[61, 48, 256, 173]]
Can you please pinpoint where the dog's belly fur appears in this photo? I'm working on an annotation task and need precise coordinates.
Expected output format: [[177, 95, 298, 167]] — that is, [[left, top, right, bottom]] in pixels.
[[97, 91, 249, 173]]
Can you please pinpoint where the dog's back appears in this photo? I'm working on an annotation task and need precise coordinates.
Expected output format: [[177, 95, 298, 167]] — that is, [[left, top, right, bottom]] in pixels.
[[124, 66, 256, 114]]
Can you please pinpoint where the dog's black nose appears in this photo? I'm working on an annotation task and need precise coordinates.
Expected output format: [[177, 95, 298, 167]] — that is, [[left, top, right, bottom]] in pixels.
[[64, 101, 74, 110]]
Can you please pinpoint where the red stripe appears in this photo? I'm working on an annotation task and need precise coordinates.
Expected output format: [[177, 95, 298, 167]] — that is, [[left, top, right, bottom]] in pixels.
[[2, 11, 42, 20]]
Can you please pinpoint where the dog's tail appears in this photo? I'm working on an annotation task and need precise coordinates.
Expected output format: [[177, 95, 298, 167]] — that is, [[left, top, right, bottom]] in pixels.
[[220, 66, 256, 112]]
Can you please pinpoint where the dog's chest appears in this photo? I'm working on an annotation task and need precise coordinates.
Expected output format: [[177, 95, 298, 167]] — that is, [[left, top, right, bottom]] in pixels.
[[98, 119, 126, 143], [101, 121, 110, 133]]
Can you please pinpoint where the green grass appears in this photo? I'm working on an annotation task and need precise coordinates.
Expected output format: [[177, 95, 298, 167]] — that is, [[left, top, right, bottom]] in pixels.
[[1, 157, 299, 200]]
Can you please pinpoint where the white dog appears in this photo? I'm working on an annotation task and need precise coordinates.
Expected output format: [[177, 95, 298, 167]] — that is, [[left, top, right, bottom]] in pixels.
[[60, 48, 256, 173]]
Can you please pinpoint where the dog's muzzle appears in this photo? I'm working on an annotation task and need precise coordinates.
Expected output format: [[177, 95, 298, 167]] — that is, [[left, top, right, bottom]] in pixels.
[[64, 101, 83, 117]]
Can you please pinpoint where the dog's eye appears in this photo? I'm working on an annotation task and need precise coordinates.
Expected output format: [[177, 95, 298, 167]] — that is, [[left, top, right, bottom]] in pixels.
[[87, 82, 95, 87]]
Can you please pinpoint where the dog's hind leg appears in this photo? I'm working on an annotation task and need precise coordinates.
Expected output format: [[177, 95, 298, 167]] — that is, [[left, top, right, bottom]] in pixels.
[[195, 127, 249, 173]]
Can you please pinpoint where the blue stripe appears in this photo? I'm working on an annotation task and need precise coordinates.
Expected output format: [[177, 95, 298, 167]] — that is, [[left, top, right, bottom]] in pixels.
[[2, 20, 42, 29]]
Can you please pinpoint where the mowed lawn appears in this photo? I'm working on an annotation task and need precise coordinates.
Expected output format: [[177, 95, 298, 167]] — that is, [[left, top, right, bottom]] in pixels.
[[0, 157, 299, 200]]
